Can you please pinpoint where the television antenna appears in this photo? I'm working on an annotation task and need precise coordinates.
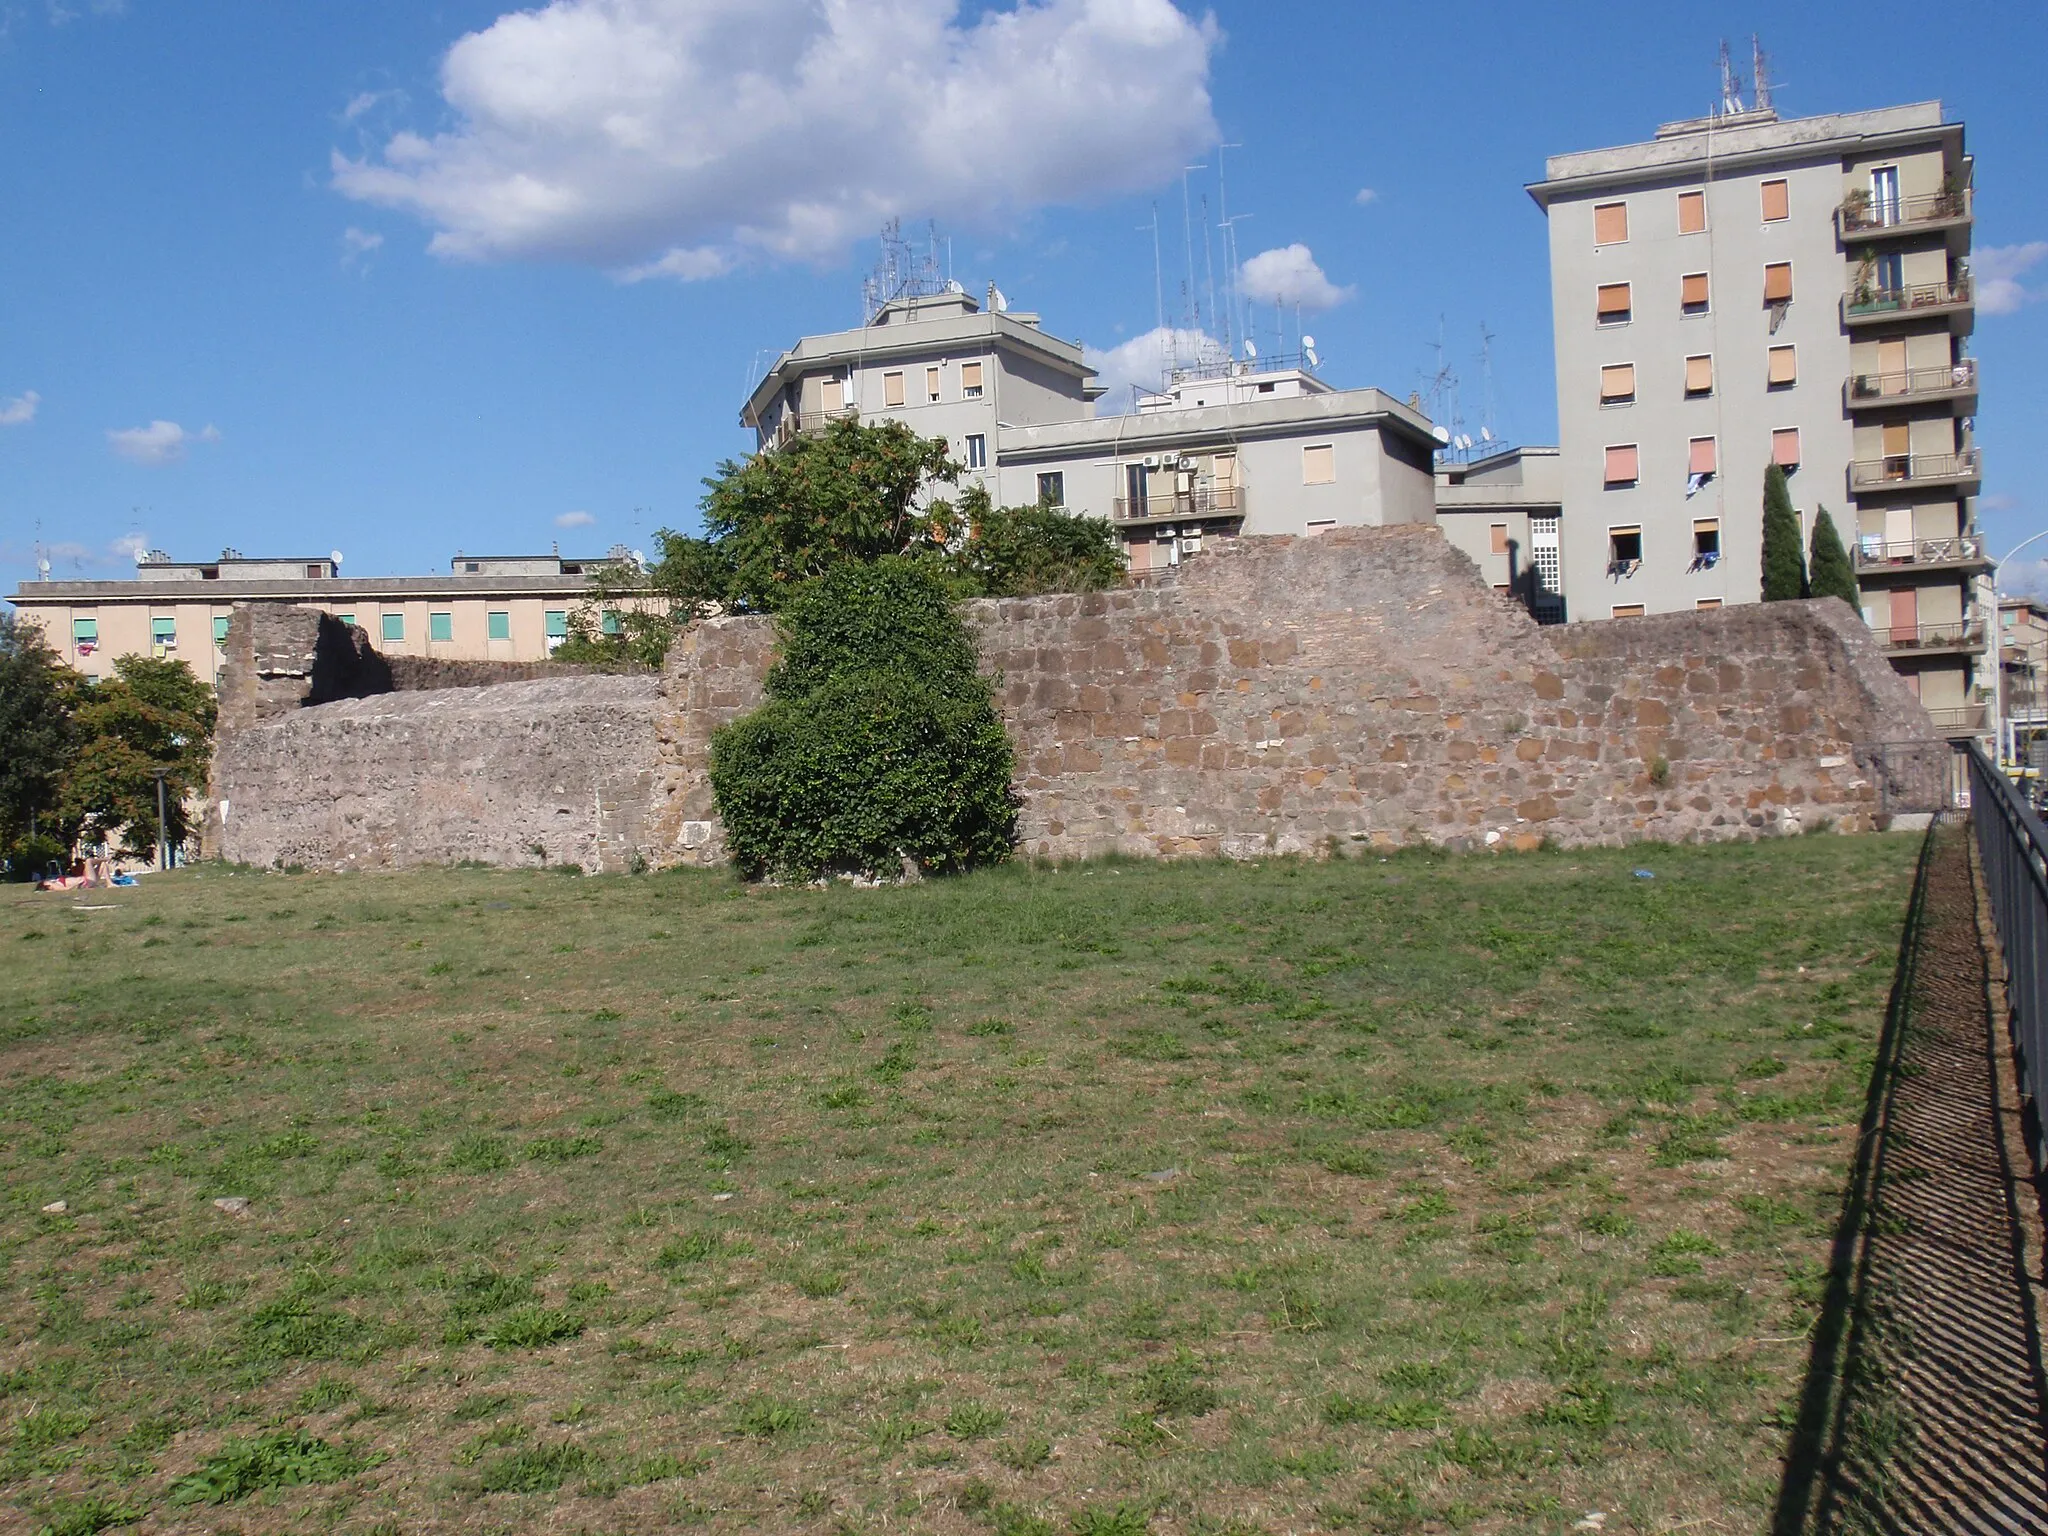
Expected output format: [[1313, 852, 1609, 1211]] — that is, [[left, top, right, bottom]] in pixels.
[[1717, 39, 1744, 116]]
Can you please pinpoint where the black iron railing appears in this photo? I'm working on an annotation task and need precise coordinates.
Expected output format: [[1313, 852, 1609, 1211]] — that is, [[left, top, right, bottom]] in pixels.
[[1967, 741, 2048, 1163]]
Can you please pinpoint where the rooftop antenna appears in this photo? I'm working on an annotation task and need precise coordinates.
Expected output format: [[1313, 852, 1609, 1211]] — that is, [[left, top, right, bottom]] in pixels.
[[1181, 163, 1205, 335], [1751, 35, 1774, 114], [1215, 142, 1242, 357], [1717, 39, 1745, 117], [1201, 192, 1218, 356], [1477, 321, 1499, 446], [1143, 203, 1167, 379]]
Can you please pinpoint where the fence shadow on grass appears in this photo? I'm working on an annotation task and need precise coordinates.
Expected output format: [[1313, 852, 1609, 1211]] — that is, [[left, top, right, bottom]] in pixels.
[[1774, 823, 2048, 1534]]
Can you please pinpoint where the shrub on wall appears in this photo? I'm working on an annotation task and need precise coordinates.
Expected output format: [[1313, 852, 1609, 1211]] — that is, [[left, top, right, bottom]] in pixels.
[[1760, 464, 1809, 602], [1806, 506, 1860, 610], [709, 558, 1016, 881]]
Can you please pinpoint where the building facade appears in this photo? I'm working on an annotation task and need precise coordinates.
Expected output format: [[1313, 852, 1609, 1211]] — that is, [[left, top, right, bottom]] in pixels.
[[7, 550, 630, 685], [1434, 445, 1567, 617], [743, 290, 1442, 569], [1530, 99, 1987, 733]]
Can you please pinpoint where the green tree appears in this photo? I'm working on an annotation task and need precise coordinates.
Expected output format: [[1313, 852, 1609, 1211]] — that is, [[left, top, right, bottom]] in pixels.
[[0, 611, 76, 865], [952, 485, 1124, 598], [1805, 506, 1861, 609], [1760, 463, 1808, 601], [709, 558, 1016, 881], [59, 655, 217, 861]]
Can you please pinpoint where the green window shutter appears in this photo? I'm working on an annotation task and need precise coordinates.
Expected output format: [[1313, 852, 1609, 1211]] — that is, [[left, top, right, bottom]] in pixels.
[[381, 612, 405, 643], [212, 615, 231, 644], [72, 618, 98, 642], [544, 610, 568, 638], [601, 610, 621, 635], [337, 613, 355, 627], [429, 611, 454, 642], [487, 610, 511, 641], [152, 617, 177, 643]]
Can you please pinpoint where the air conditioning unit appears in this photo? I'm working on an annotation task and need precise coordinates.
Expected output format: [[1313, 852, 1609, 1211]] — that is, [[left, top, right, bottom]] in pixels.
[[1142, 455, 1160, 469]]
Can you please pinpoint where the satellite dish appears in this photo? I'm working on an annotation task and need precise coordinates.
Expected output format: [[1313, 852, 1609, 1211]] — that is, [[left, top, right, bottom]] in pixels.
[[1300, 334, 1317, 351], [330, 549, 345, 567], [1304, 346, 1320, 369], [1244, 339, 1257, 360], [37, 557, 51, 579], [1480, 427, 1495, 443], [1432, 426, 1452, 445]]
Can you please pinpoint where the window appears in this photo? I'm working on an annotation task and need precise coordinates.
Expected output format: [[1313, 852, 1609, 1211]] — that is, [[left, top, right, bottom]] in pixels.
[[1593, 201, 1629, 244], [1760, 178, 1790, 222], [381, 612, 404, 643], [1596, 282, 1632, 324], [1305, 519, 1337, 536], [1696, 598, 1723, 611], [544, 610, 568, 639], [1684, 353, 1714, 396], [1767, 345, 1798, 388], [883, 371, 906, 408], [926, 365, 941, 403], [1608, 527, 1643, 569], [964, 433, 987, 469], [1302, 444, 1335, 485], [1680, 272, 1709, 315], [429, 611, 453, 642], [151, 617, 177, 649], [820, 377, 844, 413], [1772, 427, 1802, 468], [602, 611, 622, 635], [213, 615, 231, 644], [337, 613, 355, 628], [1693, 518, 1721, 566], [305, 563, 325, 579], [1612, 604, 1646, 619], [1603, 443, 1639, 487], [1599, 363, 1636, 404], [1763, 261, 1793, 304], [1036, 471, 1065, 507], [961, 361, 984, 399], [1677, 188, 1707, 233], [1490, 523, 1509, 555], [487, 610, 511, 641], [1689, 437, 1718, 476]]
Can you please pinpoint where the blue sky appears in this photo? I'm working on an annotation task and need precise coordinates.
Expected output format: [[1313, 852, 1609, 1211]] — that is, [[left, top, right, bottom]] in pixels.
[[3, 0, 2043, 593]]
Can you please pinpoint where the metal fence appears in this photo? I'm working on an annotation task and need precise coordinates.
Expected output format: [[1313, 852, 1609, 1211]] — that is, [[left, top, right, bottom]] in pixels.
[[1967, 740, 2048, 1166], [1858, 739, 1969, 819]]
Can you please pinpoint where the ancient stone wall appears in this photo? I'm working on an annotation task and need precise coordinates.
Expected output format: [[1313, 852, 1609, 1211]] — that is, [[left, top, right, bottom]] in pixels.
[[212, 528, 1935, 872]]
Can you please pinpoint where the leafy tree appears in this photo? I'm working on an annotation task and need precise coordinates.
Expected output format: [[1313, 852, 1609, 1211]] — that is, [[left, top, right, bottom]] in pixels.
[[1760, 463, 1808, 601], [1805, 506, 1861, 609], [709, 558, 1016, 881], [59, 655, 217, 861], [952, 485, 1124, 598], [0, 611, 76, 866]]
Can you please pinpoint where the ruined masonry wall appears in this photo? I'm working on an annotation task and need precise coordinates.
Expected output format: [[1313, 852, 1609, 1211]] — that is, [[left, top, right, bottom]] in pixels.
[[212, 528, 1933, 871]]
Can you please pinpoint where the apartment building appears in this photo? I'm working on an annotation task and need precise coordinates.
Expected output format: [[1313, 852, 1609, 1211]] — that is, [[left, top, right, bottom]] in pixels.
[[1530, 99, 1987, 732], [7, 549, 632, 684], [1434, 446, 1567, 617], [743, 287, 1441, 570]]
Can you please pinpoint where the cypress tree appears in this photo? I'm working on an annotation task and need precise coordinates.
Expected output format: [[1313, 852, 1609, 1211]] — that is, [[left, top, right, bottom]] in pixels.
[[1760, 463, 1808, 601], [1806, 506, 1860, 609]]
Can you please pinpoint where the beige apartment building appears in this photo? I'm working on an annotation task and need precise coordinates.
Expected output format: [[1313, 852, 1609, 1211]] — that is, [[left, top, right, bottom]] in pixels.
[[1434, 446, 1567, 617], [745, 285, 1441, 570], [1530, 98, 1987, 733], [7, 549, 629, 685]]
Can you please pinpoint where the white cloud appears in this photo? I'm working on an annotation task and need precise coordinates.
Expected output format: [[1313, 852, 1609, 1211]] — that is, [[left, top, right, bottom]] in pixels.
[[555, 510, 596, 528], [342, 91, 383, 122], [1238, 243, 1352, 311], [28, 533, 149, 575], [1353, 187, 1378, 206], [47, 0, 126, 23], [0, 390, 38, 426], [109, 531, 149, 562], [2001, 556, 2048, 603], [107, 420, 220, 466], [1084, 325, 1221, 415], [332, 0, 1218, 278], [1978, 241, 2048, 316], [341, 226, 385, 271]]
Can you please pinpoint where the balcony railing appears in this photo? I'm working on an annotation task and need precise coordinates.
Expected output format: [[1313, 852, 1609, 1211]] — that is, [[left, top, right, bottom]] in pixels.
[[1111, 486, 1245, 524], [1848, 448, 1981, 492], [1853, 531, 1987, 570], [1925, 703, 1989, 734], [768, 406, 860, 447], [1879, 619, 1987, 652], [1843, 276, 1973, 323], [1837, 188, 1972, 238], [1845, 358, 1978, 408]]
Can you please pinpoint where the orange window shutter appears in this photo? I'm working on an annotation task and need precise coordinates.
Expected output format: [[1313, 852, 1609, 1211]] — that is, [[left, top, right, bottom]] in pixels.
[[884, 372, 906, 407], [1763, 263, 1793, 302], [1689, 437, 1718, 474], [1594, 202, 1628, 244], [1490, 524, 1509, 554], [1773, 428, 1802, 466], [1680, 272, 1709, 307], [1768, 346, 1797, 384], [1605, 444, 1639, 483], [1761, 179, 1790, 221], [1685, 355, 1714, 393], [1600, 363, 1634, 399], [1677, 190, 1706, 233], [1597, 282, 1631, 317]]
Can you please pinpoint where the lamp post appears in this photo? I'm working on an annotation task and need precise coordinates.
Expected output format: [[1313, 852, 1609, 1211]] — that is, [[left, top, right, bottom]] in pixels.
[[151, 767, 170, 870]]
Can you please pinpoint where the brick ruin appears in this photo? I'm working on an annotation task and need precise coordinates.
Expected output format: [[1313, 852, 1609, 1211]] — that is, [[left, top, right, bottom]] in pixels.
[[207, 527, 1935, 872]]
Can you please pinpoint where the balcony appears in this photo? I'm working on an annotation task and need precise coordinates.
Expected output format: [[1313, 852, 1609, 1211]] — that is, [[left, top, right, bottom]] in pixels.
[[1922, 703, 1989, 735], [1878, 619, 1988, 656], [1848, 448, 1982, 497], [1844, 358, 1978, 412], [1836, 188, 1972, 243], [1853, 531, 1989, 573], [1842, 276, 1973, 328], [1112, 486, 1245, 527], [768, 406, 860, 448]]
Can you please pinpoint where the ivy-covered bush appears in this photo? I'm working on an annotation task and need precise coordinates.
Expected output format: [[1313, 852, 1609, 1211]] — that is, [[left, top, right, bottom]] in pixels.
[[709, 558, 1016, 881]]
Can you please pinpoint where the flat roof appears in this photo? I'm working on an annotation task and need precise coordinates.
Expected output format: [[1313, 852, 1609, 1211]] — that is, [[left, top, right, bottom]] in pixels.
[[995, 387, 1439, 464], [8, 574, 606, 604], [1528, 100, 1958, 205]]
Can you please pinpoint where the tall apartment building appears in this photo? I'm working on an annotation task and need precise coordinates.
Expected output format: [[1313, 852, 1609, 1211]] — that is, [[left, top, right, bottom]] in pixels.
[[743, 287, 1440, 571], [1530, 99, 1987, 732]]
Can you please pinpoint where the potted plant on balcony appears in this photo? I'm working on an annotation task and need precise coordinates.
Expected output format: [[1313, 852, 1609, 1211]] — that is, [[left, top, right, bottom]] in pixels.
[[1935, 172, 1966, 219], [1851, 254, 1878, 310], [1842, 186, 1872, 228]]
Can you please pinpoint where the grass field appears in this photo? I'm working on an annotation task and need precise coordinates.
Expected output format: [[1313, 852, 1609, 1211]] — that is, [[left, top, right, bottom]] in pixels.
[[0, 834, 1922, 1536]]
